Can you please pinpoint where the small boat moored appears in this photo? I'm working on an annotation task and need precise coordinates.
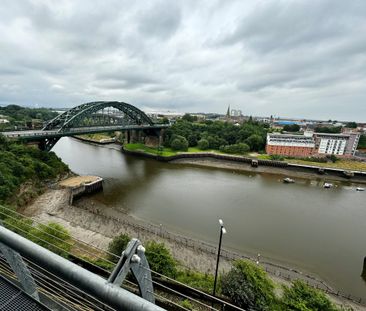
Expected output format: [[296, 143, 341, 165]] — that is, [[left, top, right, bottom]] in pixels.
[[283, 177, 295, 183], [323, 183, 333, 189], [356, 187, 365, 192]]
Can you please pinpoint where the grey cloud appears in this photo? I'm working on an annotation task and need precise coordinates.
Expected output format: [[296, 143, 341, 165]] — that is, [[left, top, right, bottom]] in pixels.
[[0, 0, 365, 121], [137, 1, 182, 39]]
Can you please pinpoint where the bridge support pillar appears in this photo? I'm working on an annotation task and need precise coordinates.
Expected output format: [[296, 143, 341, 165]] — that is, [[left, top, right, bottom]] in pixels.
[[159, 129, 164, 146]]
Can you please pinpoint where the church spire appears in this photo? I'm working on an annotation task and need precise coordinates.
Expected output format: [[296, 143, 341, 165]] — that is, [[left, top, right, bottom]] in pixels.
[[226, 105, 231, 118]]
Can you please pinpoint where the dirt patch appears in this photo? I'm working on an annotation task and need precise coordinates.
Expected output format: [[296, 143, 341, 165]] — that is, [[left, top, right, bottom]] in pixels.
[[59, 176, 101, 188]]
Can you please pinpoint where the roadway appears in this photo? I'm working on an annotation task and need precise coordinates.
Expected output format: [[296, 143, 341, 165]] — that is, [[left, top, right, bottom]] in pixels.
[[1, 124, 169, 140]]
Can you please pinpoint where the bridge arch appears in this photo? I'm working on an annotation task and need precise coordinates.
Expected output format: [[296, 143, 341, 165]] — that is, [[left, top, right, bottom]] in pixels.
[[43, 101, 154, 131]]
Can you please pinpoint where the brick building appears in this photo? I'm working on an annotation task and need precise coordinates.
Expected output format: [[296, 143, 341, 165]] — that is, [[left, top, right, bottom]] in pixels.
[[266, 132, 360, 158], [266, 133, 315, 157]]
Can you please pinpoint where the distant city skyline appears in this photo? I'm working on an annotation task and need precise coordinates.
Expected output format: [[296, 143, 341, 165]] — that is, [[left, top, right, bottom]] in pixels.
[[0, 1, 365, 121]]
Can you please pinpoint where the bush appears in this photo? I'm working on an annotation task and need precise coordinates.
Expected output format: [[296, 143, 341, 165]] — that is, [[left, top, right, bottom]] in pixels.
[[245, 134, 265, 151], [28, 222, 72, 258], [176, 269, 215, 292], [328, 154, 338, 163], [269, 155, 285, 161], [171, 136, 189, 151], [281, 280, 338, 311], [197, 138, 209, 150], [221, 260, 276, 310], [107, 233, 131, 263], [220, 143, 249, 155], [145, 241, 177, 278], [180, 299, 193, 310]]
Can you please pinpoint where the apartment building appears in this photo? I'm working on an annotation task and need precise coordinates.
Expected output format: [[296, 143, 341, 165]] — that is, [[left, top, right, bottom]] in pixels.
[[266, 133, 315, 157], [266, 132, 360, 157]]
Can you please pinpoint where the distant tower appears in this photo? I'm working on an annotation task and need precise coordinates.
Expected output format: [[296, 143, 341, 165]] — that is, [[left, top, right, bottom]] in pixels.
[[226, 105, 231, 119]]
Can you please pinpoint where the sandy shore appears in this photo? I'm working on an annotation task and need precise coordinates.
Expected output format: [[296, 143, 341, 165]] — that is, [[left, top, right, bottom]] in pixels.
[[21, 185, 364, 310]]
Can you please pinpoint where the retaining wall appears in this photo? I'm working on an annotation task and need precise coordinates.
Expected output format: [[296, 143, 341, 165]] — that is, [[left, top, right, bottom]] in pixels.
[[122, 148, 366, 181]]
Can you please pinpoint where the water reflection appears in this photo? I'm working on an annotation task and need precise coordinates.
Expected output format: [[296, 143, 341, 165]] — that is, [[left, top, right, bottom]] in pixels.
[[52, 137, 366, 300]]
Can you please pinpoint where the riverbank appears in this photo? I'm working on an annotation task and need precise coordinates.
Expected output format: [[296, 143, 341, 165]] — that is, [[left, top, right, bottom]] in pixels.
[[21, 185, 365, 310], [122, 146, 366, 185], [171, 157, 366, 184]]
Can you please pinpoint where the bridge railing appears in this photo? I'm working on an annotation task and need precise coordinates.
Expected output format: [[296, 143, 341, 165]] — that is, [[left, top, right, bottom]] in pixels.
[[0, 225, 165, 311], [1, 124, 169, 139]]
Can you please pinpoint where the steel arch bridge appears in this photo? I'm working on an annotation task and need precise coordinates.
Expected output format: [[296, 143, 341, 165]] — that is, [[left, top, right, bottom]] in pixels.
[[43, 101, 154, 131], [1, 101, 169, 151]]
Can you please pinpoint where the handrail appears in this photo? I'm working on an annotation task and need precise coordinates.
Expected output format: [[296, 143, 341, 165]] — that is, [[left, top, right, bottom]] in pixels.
[[0, 225, 165, 311]]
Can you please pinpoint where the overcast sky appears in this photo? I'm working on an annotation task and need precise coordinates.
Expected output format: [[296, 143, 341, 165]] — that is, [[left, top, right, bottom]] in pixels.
[[0, 0, 365, 121]]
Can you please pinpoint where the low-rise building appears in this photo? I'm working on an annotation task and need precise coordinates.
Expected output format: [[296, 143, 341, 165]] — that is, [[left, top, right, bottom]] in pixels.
[[266, 132, 360, 158], [314, 132, 360, 157], [266, 133, 315, 157]]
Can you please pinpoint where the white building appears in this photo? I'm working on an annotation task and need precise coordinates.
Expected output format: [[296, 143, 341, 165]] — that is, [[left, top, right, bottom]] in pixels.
[[314, 133, 360, 156]]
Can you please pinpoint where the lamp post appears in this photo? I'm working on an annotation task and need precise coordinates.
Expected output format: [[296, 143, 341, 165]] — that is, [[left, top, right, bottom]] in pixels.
[[213, 219, 226, 297]]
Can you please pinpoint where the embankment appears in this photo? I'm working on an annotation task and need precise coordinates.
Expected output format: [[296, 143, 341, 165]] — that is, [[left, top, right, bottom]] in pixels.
[[122, 148, 366, 184], [22, 188, 365, 309]]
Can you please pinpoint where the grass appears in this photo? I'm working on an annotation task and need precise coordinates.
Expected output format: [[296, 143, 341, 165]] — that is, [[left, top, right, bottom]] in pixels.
[[287, 159, 366, 171], [78, 133, 113, 141], [124, 143, 223, 157]]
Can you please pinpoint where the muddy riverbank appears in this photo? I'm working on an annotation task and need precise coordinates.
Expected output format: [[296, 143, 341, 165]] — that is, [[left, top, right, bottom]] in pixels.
[[21, 186, 364, 310], [171, 157, 366, 184]]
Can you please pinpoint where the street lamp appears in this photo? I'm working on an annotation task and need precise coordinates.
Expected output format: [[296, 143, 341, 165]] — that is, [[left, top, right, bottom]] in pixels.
[[213, 218, 226, 297]]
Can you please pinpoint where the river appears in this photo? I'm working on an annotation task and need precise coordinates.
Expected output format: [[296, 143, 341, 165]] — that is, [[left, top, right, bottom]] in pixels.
[[53, 137, 366, 300]]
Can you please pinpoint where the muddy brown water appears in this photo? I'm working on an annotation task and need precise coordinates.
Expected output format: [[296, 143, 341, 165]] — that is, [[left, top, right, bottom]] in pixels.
[[53, 137, 366, 299]]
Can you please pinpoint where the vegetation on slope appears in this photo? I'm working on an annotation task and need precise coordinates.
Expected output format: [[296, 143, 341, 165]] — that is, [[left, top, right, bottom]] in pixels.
[[0, 135, 69, 205]]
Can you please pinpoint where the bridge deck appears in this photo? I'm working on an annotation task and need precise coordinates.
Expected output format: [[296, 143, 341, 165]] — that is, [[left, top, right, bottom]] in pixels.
[[1, 124, 169, 140]]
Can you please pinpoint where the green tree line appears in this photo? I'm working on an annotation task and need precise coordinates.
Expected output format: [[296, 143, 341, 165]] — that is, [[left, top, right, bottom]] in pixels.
[[0, 104, 58, 130], [163, 115, 269, 153]]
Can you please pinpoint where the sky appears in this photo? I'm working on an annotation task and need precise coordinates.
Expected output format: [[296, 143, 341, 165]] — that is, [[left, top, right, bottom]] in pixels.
[[0, 0, 365, 121]]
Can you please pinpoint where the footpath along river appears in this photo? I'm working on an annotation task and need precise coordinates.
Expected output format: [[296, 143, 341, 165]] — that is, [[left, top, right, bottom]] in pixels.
[[53, 137, 366, 300]]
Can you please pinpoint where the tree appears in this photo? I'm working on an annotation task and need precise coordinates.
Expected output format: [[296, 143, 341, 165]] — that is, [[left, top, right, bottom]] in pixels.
[[345, 122, 357, 129], [358, 134, 366, 149], [182, 114, 197, 122], [171, 136, 189, 151], [246, 134, 265, 151], [107, 233, 131, 263], [187, 134, 198, 147], [145, 241, 177, 278], [314, 126, 342, 134], [220, 143, 250, 154], [283, 124, 300, 132], [281, 280, 338, 311], [197, 138, 209, 150], [29, 222, 72, 258], [221, 260, 276, 310]]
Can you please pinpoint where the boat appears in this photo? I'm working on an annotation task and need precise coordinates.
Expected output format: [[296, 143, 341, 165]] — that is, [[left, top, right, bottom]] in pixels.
[[283, 177, 295, 183], [323, 183, 333, 188], [356, 187, 365, 191]]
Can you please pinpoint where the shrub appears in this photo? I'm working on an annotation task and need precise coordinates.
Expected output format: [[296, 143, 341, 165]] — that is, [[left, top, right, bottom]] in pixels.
[[171, 136, 189, 151], [28, 222, 72, 258], [270, 155, 285, 161], [281, 280, 338, 311], [145, 241, 177, 278], [197, 138, 209, 150], [107, 233, 131, 263], [176, 269, 215, 292], [180, 299, 193, 310], [220, 143, 249, 155], [221, 260, 276, 310]]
